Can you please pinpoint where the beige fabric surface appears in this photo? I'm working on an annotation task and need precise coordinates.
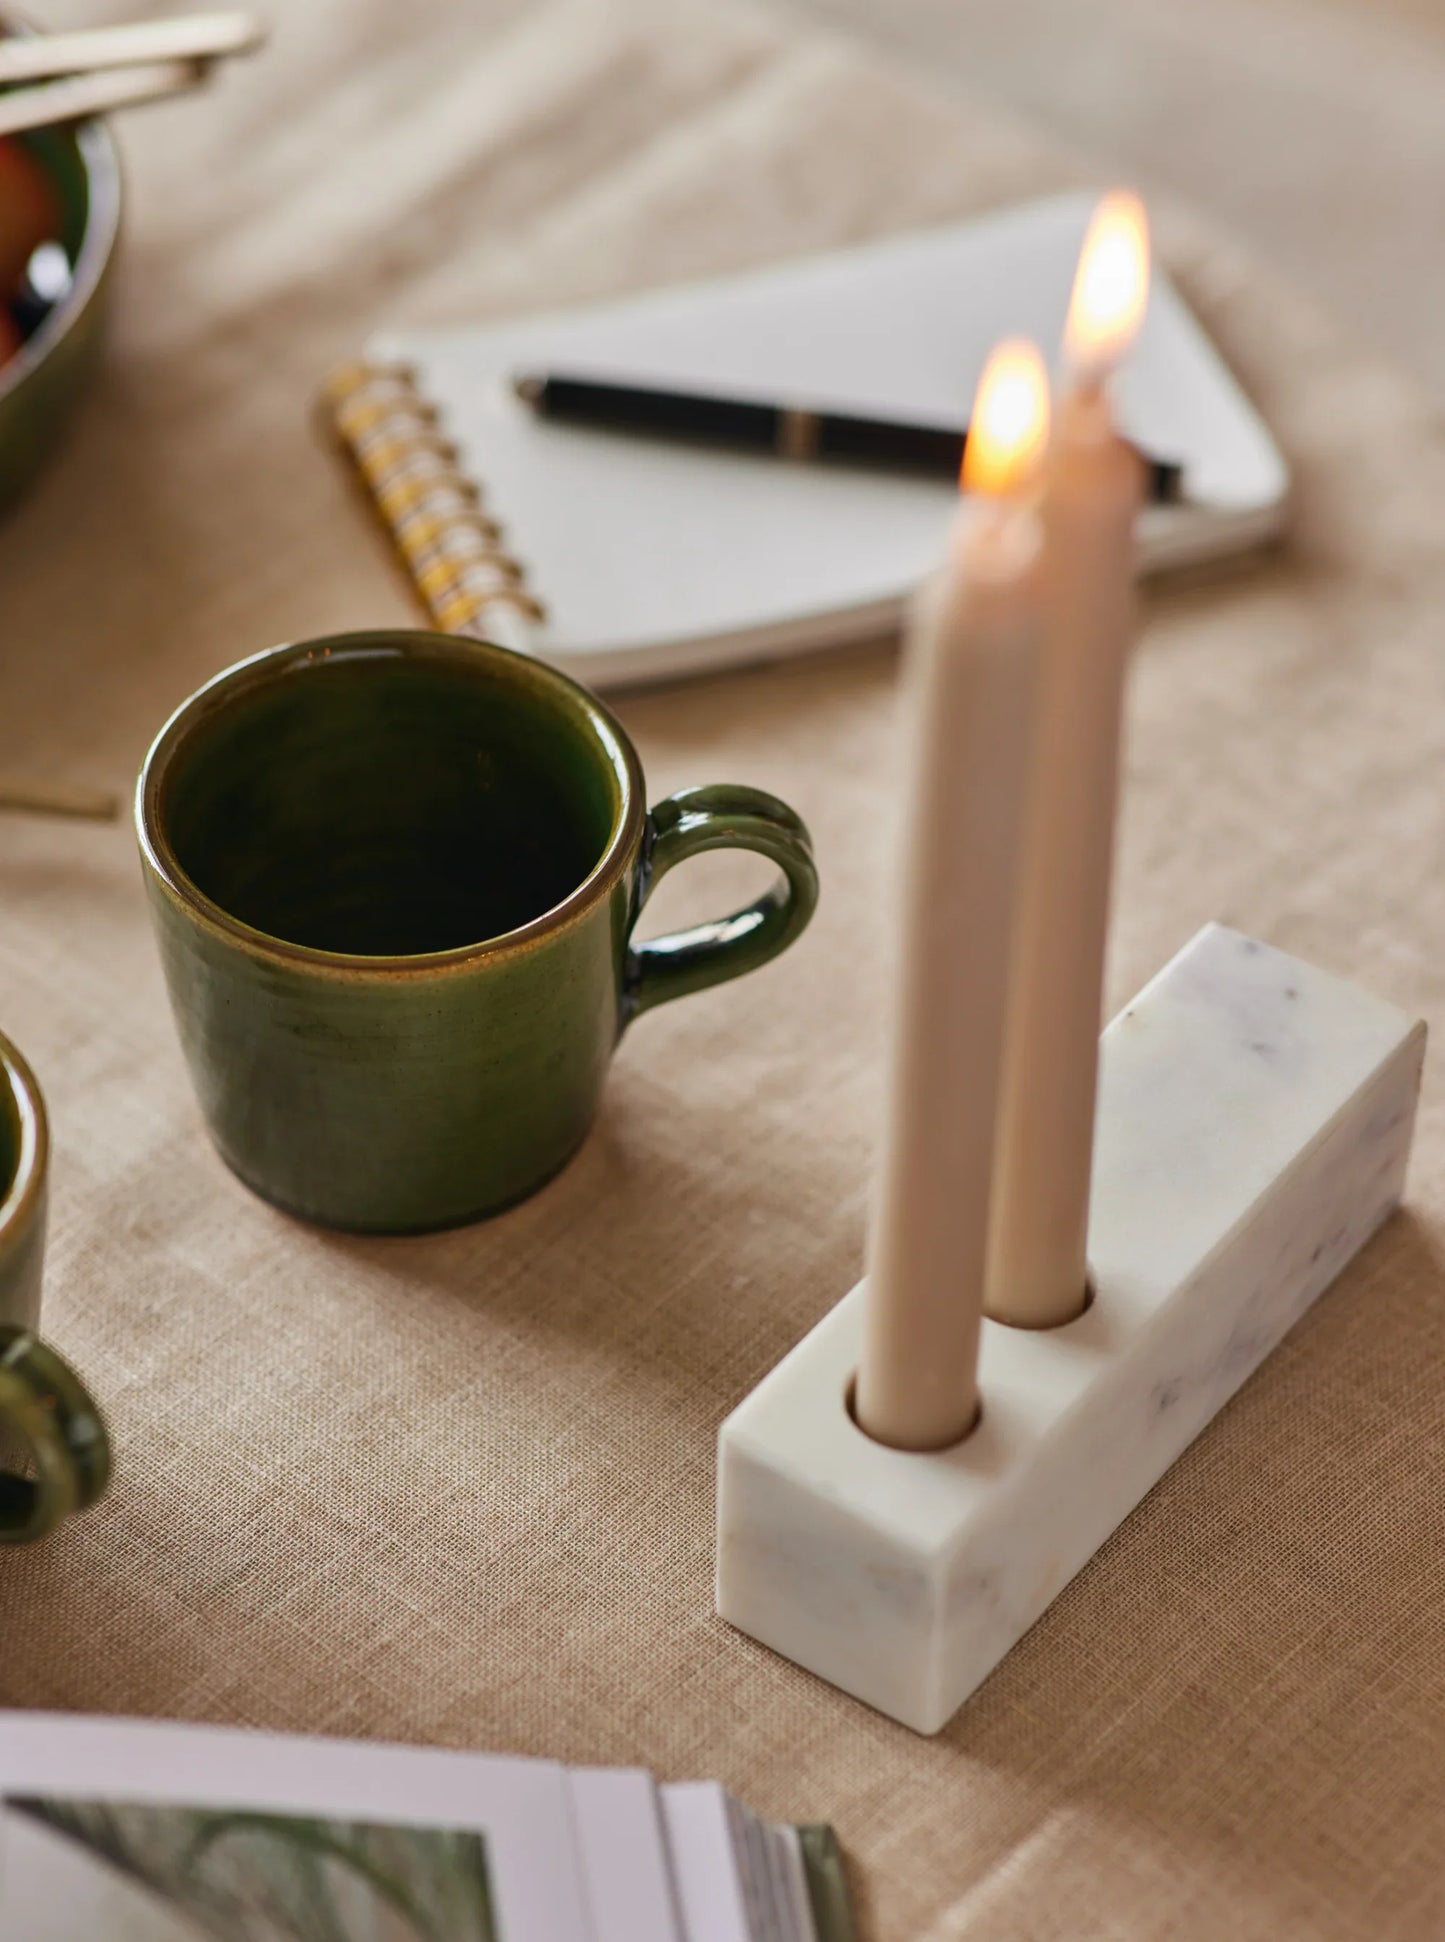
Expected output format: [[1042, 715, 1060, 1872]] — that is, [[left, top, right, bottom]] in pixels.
[[797, 0, 1445, 405], [4, 2, 1445, 1936]]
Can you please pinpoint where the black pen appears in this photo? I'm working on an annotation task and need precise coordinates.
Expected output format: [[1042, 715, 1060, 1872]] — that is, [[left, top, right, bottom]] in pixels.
[[513, 371, 1184, 504]]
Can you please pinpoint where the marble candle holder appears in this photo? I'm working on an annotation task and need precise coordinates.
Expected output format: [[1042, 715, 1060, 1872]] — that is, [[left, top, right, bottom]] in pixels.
[[716, 924, 1425, 1735]]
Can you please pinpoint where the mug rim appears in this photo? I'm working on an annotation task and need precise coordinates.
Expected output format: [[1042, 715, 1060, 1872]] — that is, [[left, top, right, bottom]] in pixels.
[[0, 1029, 47, 1253], [136, 630, 648, 975]]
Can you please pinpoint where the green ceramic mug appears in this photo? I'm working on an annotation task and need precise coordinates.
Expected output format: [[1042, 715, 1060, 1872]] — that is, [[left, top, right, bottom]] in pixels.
[[0, 1032, 111, 1542], [137, 630, 819, 1233]]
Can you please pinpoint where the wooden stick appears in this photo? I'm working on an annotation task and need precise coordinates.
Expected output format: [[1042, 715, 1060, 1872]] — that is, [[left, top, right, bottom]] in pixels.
[[0, 12, 264, 87], [0, 58, 223, 136], [0, 59, 209, 138], [0, 778, 119, 821]]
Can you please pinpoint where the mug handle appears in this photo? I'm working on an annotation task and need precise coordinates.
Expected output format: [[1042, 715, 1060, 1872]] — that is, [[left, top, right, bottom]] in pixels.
[[623, 784, 819, 1022], [0, 1327, 111, 1544]]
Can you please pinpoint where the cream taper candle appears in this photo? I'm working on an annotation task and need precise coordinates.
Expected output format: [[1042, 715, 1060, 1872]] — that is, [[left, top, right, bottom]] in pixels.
[[986, 193, 1150, 1330], [855, 341, 1050, 1452]]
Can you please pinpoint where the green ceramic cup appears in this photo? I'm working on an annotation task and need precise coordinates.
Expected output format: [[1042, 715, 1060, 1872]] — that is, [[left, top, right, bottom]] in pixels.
[[137, 630, 819, 1233], [0, 1033, 111, 1543]]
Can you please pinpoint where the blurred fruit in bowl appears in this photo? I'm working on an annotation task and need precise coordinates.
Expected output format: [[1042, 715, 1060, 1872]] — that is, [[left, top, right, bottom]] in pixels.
[[0, 133, 62, 281], [0, 60, 121, 510]]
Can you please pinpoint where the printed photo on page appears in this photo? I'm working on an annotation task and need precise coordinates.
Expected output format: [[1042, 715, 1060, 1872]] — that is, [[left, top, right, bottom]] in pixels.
[[0, 1792, 496, 1942]]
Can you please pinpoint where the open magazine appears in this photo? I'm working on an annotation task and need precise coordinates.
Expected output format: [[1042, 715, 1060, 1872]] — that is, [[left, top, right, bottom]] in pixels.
[[0, 1714, 855, 1942]]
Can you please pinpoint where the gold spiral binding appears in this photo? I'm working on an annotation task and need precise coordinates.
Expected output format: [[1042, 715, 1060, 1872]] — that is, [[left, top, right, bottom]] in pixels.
[[320, 360, 545, 641]]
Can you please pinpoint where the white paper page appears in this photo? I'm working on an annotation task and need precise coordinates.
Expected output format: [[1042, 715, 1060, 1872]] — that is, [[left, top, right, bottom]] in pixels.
[[664, 1781, 816, 1942], [725, 1796, 820, 1942], [569, 1767, 682, 1942], [0, 1712, 592, 1942], [661, 1782, 754, 1942], [743, 1814, 817, 1942]]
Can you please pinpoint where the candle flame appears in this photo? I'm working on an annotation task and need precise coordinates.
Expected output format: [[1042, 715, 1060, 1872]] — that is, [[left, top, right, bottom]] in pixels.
[[961, 339, 1051, 498], [1064, 191, 1150, 382]]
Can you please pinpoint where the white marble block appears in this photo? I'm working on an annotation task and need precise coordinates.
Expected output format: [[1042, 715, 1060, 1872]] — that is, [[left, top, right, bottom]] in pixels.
[[716, 924, 1425, 1735]]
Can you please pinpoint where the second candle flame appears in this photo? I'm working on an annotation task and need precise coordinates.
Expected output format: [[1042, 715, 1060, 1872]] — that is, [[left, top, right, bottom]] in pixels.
[[961, 338, 1050, 500], [1064, 191, 1150, 383]]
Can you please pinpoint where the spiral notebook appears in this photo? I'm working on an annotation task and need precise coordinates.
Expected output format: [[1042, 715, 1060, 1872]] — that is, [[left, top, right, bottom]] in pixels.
[[321, 192, 1288, 689]]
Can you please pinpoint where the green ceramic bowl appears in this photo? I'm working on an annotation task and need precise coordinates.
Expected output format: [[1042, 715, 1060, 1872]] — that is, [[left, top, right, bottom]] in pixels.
[[0, 52, 121, 509]]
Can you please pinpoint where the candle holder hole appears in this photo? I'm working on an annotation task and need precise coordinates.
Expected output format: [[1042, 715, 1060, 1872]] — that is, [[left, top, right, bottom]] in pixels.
[[844, 1372, 983, 1453], [989, 1274, 1096, 1332]]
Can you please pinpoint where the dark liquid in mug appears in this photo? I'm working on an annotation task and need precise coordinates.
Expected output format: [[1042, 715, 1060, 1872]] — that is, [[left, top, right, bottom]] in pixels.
[[161, 653, 620, 955]]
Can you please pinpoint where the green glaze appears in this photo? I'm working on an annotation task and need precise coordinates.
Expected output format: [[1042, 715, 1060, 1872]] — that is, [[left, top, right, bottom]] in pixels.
[[0, 1033, 111, 1543], [0, 112, 120, 511], [137, 631, 819, 1233]]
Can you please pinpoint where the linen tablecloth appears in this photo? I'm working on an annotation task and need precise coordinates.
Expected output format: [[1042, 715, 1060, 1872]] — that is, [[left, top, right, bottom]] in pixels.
[[4, 2, 1445, 1934]]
